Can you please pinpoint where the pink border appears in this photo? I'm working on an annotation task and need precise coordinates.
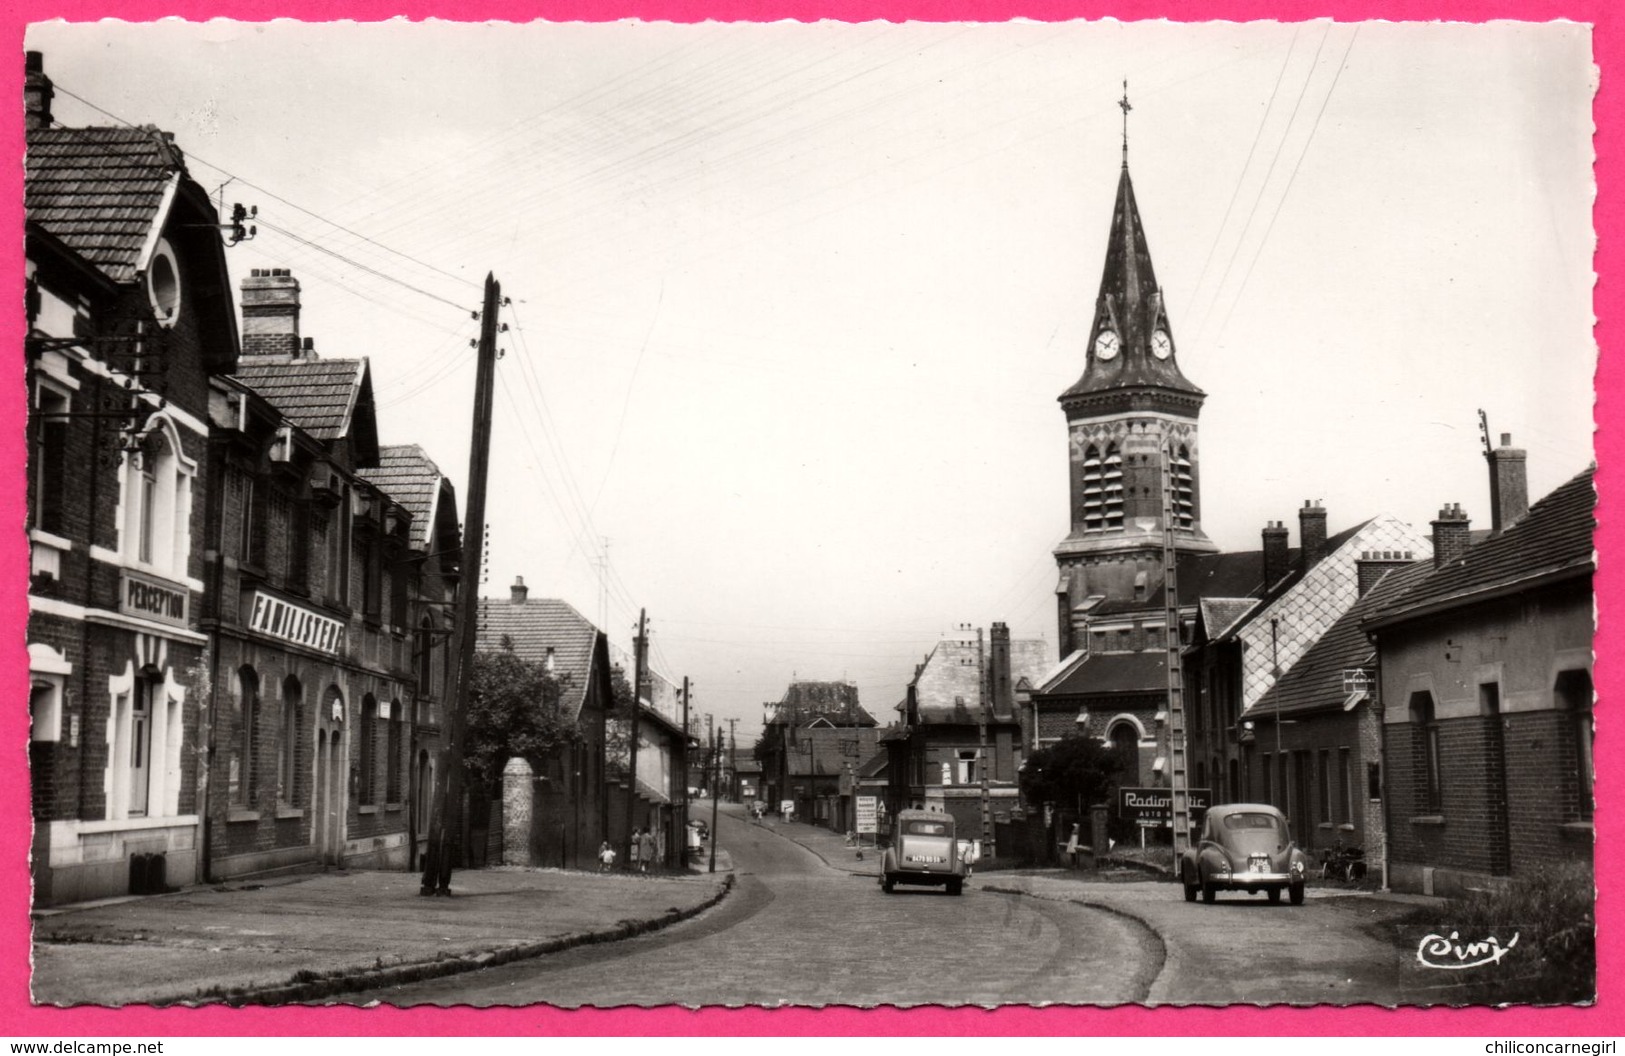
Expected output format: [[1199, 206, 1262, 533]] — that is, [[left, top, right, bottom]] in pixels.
[[2, 0, 1616, 1037]]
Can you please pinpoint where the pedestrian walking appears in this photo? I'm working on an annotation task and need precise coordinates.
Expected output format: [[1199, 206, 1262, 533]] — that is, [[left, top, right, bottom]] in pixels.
[[598, 841, 615, 873], [629, 828, 643, 872], [638, 828, 657, 873]]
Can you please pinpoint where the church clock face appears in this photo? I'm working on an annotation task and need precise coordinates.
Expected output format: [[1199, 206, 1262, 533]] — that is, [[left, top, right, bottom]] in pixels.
[[1094, 329, 1121, 361], [1151, 329, 1172, 360]]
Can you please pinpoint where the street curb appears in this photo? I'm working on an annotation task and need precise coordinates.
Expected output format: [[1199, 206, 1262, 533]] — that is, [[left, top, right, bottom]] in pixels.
[[162, 874, 736, 1007], [982, 882, 1169, 1005]]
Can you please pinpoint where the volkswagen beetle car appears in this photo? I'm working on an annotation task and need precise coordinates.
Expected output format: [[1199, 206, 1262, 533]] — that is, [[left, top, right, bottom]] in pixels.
[[1180, 803, 1310, 905], [881, 809, 965, 895]]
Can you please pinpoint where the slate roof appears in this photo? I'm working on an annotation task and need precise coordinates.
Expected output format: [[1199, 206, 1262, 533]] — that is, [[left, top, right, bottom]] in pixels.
[[1369, 468, 1595, 627], [357, 444, 444, 550], [913, 637, 1055, 721], [856, 748, 889, 779], [476, 596, 601, 720], [1229, 513, 1432, 708], [1035, 650, 1168, 698], [234, 358, 369, 441], [770, 681, 877, 727], [1199, 598, 1258, 642], [1248, 561, 1434, 719], [26, 126, 184, 283]]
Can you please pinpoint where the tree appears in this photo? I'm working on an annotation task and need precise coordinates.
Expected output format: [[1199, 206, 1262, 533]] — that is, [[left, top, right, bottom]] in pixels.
[[465, 648, 578, 794], [1019, 733, 1123, 813], [605, 663, 633, 777]]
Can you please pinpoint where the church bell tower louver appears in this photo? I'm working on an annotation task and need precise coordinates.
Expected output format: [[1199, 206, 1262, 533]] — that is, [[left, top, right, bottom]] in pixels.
[[1054, 90, 1215, 654]]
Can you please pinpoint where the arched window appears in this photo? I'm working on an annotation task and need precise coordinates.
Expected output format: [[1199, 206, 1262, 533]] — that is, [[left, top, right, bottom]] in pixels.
[[1171, 445, 1194, 529], [1409, 691, 1441, 813], [359, 694, 378, 805], [386, 700, 403, 803], [1109, 721, 1140, 786], [122, 417, 195, 577], [1555, 669, 1593, 821], [1101, 443, 1124, 529], [235, 667, 260, 807], [279, 675, 303, 808]]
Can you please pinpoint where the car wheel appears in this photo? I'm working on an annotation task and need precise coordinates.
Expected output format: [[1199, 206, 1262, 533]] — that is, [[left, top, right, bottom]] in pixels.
[[1289, 882, 1305, 905], [1183, 869, 1198, 903], [1267, 887, 1282, 903], [948, 879, 963, 896], [882, 877, 894, 893], [1202, 880, 1217, 904]]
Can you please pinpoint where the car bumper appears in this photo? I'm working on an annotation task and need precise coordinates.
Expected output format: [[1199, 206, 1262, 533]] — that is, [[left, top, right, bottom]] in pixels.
[[1210, 871, 1299, 888]]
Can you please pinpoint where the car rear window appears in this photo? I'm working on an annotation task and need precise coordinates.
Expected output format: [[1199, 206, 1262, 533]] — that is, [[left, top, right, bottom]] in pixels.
[[904, 820, 949, 835], [1222, 812, 1285, 834]]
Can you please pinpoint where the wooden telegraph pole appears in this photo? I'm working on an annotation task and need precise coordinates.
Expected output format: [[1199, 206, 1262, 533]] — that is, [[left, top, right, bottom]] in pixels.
[[977, 626, 993, 860], [680, 676, 690, 866], [625, 609, 646, 870], [420, 273, 501, 896], [708, 726, 721, 873]]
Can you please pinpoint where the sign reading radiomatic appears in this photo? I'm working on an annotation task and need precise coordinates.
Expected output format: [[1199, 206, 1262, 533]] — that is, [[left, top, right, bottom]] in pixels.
[[248, 591, 347, 654], [1118, 787, 1212, 829], [855, 795, 878, 834]]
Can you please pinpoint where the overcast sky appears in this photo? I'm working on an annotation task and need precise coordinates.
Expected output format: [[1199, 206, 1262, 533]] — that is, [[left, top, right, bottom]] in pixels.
[[26, 19, 1595, 739]]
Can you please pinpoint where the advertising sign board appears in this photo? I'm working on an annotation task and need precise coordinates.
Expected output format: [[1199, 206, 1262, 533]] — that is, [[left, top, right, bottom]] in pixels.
[[855, 795, 878, 834], [1118, 787, 1212, 829]]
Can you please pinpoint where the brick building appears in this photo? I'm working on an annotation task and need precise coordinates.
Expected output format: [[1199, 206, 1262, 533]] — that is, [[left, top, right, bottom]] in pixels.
[[25, 55, 241, 904], [475, 580, 610, 871], [202, 268, 458, 878], [1366, 458, 1593, 896], [757, 680, 877, 823], [882, 625, 1052, 838]]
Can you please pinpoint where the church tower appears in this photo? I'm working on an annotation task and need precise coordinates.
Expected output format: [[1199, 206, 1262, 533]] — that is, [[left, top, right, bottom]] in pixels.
[[1054, 101, 1215, 654]]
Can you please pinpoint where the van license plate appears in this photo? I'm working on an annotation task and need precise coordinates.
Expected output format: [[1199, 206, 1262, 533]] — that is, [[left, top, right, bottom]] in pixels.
[[907, 855, 945, 864]]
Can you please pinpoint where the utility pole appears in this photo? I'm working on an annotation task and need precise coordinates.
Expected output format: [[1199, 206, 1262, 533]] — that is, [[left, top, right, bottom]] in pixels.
[[976, 626, 992, 860], [420, 273, 501, 896], [1160, 443, 1192, 857], [727, 717, 738, 803], [708, 726, 721, 873], [681, 676, 690, 866], [625, 608, 646, 870]]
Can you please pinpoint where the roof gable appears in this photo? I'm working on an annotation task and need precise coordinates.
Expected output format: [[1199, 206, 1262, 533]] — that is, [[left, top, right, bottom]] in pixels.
[[234, 356, 380, 464], [913, 637, 1054, 719], [475, 596, 602, 720]]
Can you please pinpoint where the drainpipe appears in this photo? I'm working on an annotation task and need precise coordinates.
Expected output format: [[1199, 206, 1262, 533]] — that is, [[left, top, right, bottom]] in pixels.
[[199, 430, 229, 884]]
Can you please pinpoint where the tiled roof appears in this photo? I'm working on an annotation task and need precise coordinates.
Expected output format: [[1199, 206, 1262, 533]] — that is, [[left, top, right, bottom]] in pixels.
[[357, 444, 442, 549], [1231, 514, 1432, 709], [1370, 468, 1595, 626], [771, 681, 877, 727], [234, 358, 368, 441], [26, 126, 183, 283], [856, 748, 889, 779], [476, 596, 600, 720], [913, 637, 1054, 722], [1248, 561, 1434, 719], [1035, 651, 1167, 698]]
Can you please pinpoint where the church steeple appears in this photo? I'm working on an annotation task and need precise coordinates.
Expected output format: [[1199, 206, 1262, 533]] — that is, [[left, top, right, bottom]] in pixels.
[[1060, 161, 1204, 414], [1052, 109, 1215, 656]]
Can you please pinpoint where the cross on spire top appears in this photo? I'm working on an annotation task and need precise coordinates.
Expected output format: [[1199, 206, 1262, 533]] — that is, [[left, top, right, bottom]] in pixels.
[[1119, 79, 1132, 166]]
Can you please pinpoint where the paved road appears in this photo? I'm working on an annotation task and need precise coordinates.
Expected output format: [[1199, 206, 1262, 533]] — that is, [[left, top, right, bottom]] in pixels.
[[359, 807, 1160, 1007]]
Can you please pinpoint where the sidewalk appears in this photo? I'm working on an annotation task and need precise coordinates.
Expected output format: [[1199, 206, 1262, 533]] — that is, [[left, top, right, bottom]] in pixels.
[[754, 814, 879, 876], [32, 865, 732, 1007]]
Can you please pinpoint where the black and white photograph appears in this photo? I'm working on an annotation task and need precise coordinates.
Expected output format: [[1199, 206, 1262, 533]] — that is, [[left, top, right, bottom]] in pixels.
[[21, 18, 1596, 1010]]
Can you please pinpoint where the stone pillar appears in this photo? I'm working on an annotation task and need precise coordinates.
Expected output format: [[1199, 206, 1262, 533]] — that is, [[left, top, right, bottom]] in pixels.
[[502, 757, 534, 867], [1090, 803, 1110, 868]]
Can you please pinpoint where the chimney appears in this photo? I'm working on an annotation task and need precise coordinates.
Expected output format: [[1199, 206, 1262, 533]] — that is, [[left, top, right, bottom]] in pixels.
[[989, 622, 1012, 717], [1487, 433, 1529, 534], [1356, 549, 1414, 597], [240, 268, 303, 361], [1262, 521, 1290, 588], [1431, 504, 1472, 569], [25, 52, 52, 132], [510, 575, 528, 604], [1299, 500, 1328, 570]]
